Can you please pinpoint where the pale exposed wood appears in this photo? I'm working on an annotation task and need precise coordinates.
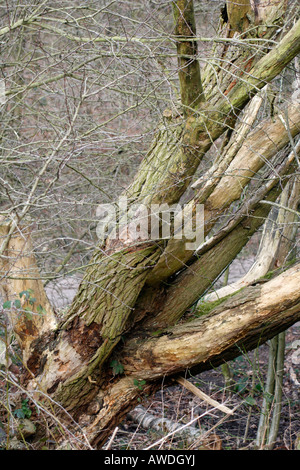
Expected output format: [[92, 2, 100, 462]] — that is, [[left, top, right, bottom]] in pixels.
[[176, 376, 234, 415], [0, 219, 57, 361], [191, 88, 265, 192], [122, 264, 300, 380], [204, 172, 300, 302], [147, 103, 300, 285]]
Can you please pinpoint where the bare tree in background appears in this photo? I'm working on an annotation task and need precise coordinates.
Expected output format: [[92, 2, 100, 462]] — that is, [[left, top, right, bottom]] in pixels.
[[0, 0, 300, 448]]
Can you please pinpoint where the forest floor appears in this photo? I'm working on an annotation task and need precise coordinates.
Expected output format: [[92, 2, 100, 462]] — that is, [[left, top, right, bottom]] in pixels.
[[114, 322, 300, 450]]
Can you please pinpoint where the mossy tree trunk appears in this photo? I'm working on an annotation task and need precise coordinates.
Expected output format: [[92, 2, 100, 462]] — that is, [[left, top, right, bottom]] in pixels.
[[1, 0, 300, 447]]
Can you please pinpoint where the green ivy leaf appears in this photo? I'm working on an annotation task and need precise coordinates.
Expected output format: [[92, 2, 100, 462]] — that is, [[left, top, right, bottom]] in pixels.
[[2, 301, 12, 309], [14, 299, 21, 309], [19, 289, 34, 300], [37, 305, 47, 315], [24, 307, 33, 320], [263, 391, 274, 403], [234, 378, 248, 394], [14, 399, 32, 419], [254, 383, 262, 393], [14, 408, 26, 419], [245, 396, 256, 406], [133, 379, 146, 390], [110, 359, 124, 376]]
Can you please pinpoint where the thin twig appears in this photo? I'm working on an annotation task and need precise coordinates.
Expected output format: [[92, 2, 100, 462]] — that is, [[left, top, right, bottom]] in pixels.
[[176, 376, 234, 415]]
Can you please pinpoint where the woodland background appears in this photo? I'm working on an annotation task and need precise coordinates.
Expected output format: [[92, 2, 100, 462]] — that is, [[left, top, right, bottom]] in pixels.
[[0, 0, 299, 450]]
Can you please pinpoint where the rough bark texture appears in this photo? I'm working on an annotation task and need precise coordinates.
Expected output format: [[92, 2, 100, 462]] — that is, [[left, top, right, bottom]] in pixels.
[[173, 0, 204, 112], [146, 103, 300, 285]]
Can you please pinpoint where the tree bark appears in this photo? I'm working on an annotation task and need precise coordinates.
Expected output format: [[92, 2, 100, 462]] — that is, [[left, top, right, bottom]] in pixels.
[[172, 0, 204, 113], [146, 102, 300, 286]]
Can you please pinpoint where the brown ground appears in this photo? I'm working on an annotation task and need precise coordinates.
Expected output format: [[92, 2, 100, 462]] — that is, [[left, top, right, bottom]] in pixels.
[[112, 322, 299, 450]]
